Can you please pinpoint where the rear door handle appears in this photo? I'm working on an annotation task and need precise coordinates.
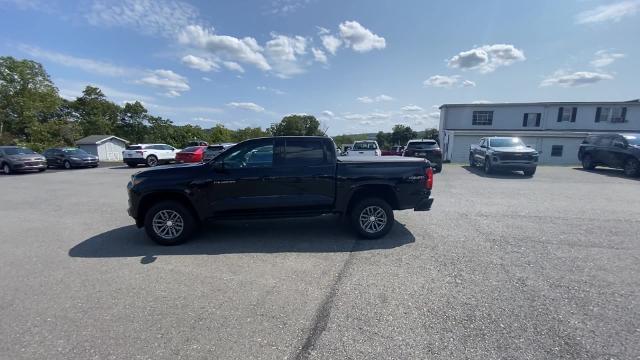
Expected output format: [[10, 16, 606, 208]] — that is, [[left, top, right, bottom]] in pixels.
[[191, 179, 213, 186]]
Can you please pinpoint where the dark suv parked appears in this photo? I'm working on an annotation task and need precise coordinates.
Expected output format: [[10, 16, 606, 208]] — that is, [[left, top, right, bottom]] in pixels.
[[578, 133, 640, 177], [403, 140, 442, 172]]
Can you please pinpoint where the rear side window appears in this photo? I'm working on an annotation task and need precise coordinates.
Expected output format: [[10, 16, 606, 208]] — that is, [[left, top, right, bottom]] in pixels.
[[285, 140, 326, 166], [353, 142, 378, 150], [595, 137, 612, 147], [126, 145, 142, 150]]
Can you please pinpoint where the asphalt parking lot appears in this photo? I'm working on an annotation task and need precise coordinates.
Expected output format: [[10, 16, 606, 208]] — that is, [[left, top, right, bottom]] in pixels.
[[1, 164, 638, 359]]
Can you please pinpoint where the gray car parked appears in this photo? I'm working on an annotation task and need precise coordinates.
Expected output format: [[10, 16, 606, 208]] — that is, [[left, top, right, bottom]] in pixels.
[[0, 146, 47, 174]]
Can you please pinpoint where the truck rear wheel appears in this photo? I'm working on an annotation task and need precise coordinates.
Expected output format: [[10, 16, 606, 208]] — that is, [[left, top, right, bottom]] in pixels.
[[623, 158, 640, 177], [144, 201, 196, 245], [350, 198, 394, 239], [581, 154, 595, 170]]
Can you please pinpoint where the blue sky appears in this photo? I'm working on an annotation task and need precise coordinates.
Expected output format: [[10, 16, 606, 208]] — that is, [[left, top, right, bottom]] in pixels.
[[1, 0, 639, 135]]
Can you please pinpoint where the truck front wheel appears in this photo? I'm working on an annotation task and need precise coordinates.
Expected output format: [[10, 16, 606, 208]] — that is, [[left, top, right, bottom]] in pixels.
[[144, 201, 196, 245], [351, 198, 394, 239], [523, 167, 537, 176], [484, 157, 493, 174]]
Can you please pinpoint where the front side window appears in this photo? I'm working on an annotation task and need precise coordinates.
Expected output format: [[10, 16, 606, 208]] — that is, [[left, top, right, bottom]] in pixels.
[[219, 140, 273, 169], [285, 139, 325, 166], [472, 111, 493, 125]]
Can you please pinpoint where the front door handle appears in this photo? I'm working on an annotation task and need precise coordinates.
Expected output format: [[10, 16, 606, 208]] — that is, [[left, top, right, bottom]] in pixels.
[[191, 179, 213, 187]]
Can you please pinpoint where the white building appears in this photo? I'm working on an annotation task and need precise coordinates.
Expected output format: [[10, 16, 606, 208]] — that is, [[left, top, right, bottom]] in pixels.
[[76, 135, 129, 162], [439, 100, 640, 165]]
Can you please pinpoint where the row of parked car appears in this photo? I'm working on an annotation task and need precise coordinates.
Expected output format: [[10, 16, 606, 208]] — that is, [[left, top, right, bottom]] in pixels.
[[0, 146, 99, 174], [340, 139, 443, 172], [122, 143, 236, 167]]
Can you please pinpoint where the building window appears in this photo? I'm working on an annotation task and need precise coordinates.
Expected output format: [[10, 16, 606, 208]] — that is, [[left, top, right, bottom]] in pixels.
[[472, 111, 493, 125], [596, 107, 627, 123], [557, 107, 577, 122], [551, 145, 563, 157], [522, 113, 541, 127]]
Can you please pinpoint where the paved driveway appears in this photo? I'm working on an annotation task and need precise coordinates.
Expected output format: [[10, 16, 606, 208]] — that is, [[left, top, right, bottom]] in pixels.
[[1, 165, 638, 359]]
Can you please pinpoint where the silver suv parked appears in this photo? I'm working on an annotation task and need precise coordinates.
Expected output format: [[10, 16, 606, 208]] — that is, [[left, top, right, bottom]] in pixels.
[[0, 146, 47, 174]]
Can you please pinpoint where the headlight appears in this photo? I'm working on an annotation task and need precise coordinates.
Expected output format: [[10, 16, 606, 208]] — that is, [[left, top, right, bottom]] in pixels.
[[131, 176, 145, 186], [70, 157, 80, 160]]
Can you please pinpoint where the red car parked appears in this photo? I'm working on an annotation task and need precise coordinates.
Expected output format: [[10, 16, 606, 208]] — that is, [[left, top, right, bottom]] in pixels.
[[175, 146, 207, 163]]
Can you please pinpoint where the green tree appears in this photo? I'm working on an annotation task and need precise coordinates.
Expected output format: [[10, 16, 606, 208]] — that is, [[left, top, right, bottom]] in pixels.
[[72, 86, 121, 136], [333, 134, 355, 146], [376, 131, 392, 149], [0, 57, 60, 141], [390, 125, 417, 146], [27, 119, 82, 152], [117, 101, 148, 143], [268, 114, 322, 136], [423, 128, 439, 143], [232, 126, 268, 142]]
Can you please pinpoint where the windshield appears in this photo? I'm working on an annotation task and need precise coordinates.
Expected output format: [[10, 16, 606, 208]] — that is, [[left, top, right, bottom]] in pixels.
[[62, 148, 88, 155], [624, 135, 640, 146], [490, 138, 525, 148], [407, 141, 438, 149], [353, 142, 378, 150], [4, 147, 37, 155]]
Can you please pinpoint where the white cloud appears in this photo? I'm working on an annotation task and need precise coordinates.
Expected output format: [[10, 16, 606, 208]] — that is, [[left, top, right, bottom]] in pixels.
[[56, 80, 155, 103], [86, 0, 201, 38], [265, 33, 308, 78], [540, 71, 614, 87], [19, 45, 132, 77], [576, 1, 640, 24], [424, 75, 461, 88], [267, 0, 311, 15], [472, 100, 492, 104], [462, 80, 476, 87], [321, 34, 342, 55], [256, 86, 285, 95], [317, 26, 330, 35], [447, 44, 525, 73], [192, 117, 219, 123], [223, 61, 245, 73], [181, 54, 219, 72], [344, 112, 393, 121], [321, 110, 335, 117], [137, 69, 190, 96], [178, 25, 271, 71], [357, 94, 394, 103], [312, 47, 328, 63], [402, 105, 424, 112], [338, 21, 386, 52], [227, 102, 265, 112], [202, 76, 212, 82], [590, 50, 625, 67]]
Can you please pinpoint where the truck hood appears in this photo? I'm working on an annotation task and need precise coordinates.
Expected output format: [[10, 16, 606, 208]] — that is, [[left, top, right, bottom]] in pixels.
[[492, 147, 537, 153], [134, 163, 205, 179]]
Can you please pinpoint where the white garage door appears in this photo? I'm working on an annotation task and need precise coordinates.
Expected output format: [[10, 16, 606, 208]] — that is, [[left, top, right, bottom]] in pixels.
[[450, 135, 482, 163]]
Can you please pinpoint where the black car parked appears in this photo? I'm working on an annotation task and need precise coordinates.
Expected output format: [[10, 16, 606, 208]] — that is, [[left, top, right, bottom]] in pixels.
[[127, 136, 434, 245], [578, 133, 640, 177], [43, 148, 99, 169], [403, 140, 442, 172]]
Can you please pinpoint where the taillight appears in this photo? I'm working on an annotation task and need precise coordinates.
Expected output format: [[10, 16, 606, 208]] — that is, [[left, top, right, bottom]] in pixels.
[[135, 150, 144, 155], [425, 167, 433, 190]]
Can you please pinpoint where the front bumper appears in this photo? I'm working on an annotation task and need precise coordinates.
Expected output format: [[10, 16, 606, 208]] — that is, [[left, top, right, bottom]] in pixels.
[[491, 162, 537, 170], [71, 159, 99, 167], [11, 161, 47, 171]]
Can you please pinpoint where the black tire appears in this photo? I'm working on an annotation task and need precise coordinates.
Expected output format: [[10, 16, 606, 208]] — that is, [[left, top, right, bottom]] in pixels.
[[146, 155, 158, 167], [126, 163, 138, 168], [435, 165, 442, 173], [623, 158, 640, 177], [581, 154, 595, 170], [523, 167, 536, 176], [2, 163, 11, 175], [38, 168, 46, 172], [484, 157, 492, 174], [144, 201, 197, 245], [350, 198, 394, 239], [63, 160, 72, 169], [469, 153, 476, 167]]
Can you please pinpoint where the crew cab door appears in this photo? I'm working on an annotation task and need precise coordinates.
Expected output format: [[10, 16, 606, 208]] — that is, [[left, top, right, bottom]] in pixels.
[[607, 135, 629, 168], [205, 138, 280, 214], [272, 138, 336, 210]]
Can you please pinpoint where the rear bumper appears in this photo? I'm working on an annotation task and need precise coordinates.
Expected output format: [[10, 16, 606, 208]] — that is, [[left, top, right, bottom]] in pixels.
[[124, 158, 146, 165], [414, 197, 434, 211]]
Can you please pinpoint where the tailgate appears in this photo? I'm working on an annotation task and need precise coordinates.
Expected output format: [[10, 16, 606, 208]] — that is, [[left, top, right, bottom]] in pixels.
[[123, 149, 144, 158]]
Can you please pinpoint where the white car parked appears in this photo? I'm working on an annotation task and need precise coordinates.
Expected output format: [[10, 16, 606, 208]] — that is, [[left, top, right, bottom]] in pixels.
[[346, 140, 382, 156], [122, 144, 179, 167]]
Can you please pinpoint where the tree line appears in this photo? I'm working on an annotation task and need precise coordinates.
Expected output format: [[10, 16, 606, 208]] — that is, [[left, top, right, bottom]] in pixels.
[[0, 56, 437, 152]]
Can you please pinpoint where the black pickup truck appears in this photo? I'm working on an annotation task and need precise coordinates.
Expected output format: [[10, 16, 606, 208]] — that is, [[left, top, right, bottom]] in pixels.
[[127, 136, 434, 245]]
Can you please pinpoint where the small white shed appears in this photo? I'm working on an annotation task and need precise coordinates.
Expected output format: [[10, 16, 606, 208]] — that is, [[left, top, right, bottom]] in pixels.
[[76, 135, 129, 162]]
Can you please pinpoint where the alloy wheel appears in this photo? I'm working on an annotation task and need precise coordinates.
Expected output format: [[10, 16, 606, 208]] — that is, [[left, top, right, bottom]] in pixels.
[[359, 205, 387, 234], [152, 210, 184, 239], [2, 164, 10, 174]]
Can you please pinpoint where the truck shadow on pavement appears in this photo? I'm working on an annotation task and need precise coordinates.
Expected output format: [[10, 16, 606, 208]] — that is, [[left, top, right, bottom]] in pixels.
[[68, 216, 415, 262], [461, 165, 532, 179], [573, 167, 640, 181]]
